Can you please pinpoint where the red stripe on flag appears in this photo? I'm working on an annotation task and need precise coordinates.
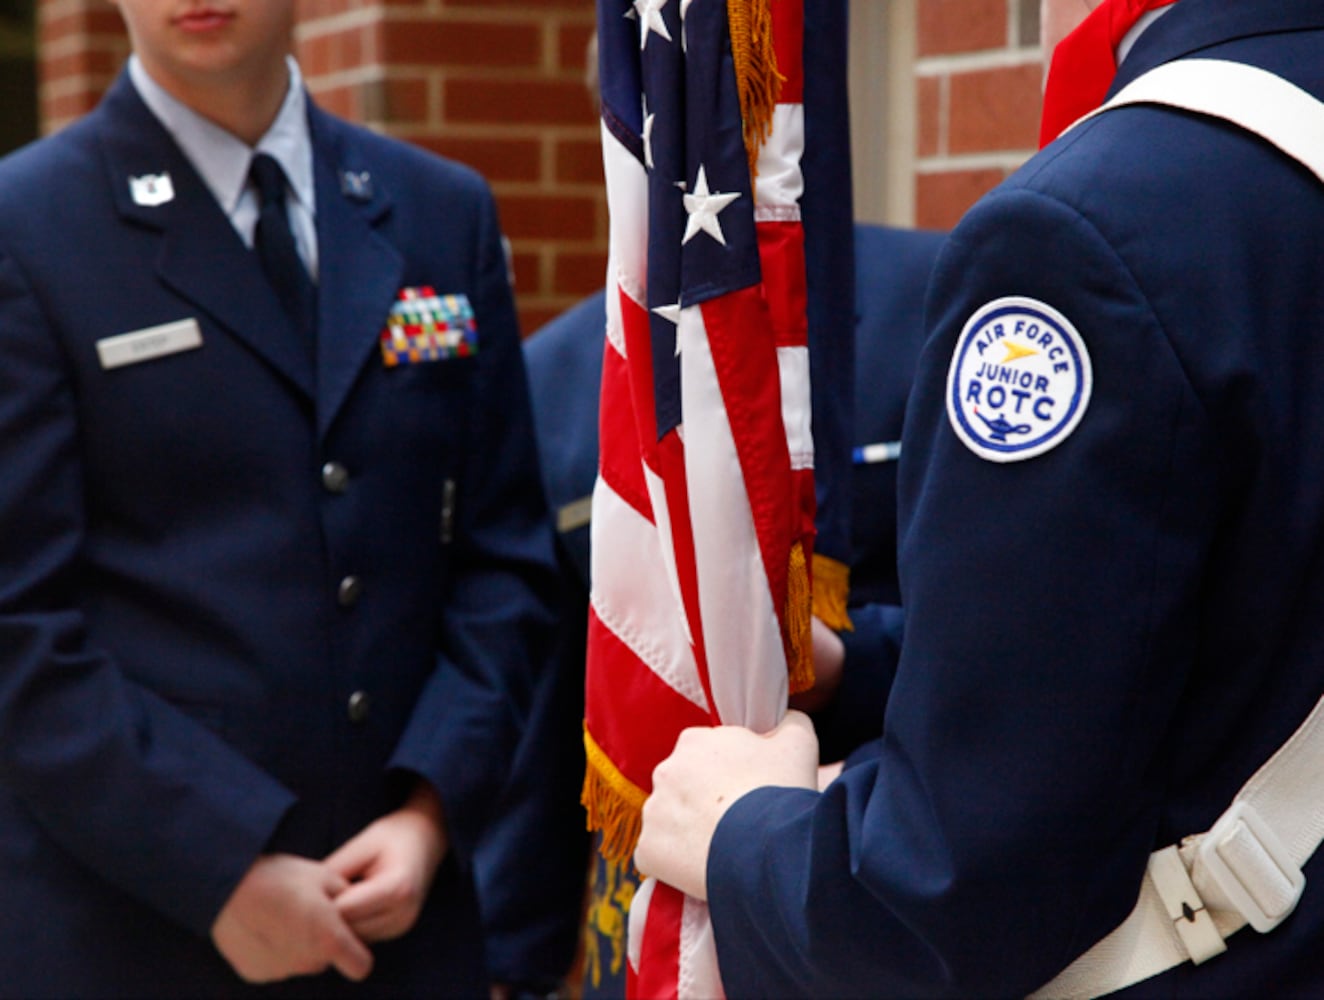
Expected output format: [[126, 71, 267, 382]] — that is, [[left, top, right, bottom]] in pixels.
[[599, 322, 651, 523], [636, 883, 685, 1000], [755, 220, 809, 349], [584, 608, 712, 795], [698, 288, 796, 640], [771, 0, 804, 102], [655, 431, 717, 720], [618, 285, 662, 469]]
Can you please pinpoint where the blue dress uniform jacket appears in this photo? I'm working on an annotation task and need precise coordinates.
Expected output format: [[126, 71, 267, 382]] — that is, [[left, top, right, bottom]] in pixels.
[[474, 291, 604, 993], [0, 72, 557, 998], [707, 2, 1324, 996], [847, 225, 946, 611]]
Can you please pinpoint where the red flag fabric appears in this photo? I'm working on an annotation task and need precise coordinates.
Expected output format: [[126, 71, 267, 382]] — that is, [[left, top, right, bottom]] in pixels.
[[584, 0, 814, 994]]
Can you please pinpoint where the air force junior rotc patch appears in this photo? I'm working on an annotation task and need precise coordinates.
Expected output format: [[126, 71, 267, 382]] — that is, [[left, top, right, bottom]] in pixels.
[[945, 296, 1092, 462], [380, 287, 479, 367]]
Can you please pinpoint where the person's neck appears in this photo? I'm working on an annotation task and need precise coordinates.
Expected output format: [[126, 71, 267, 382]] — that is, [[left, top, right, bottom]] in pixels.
[[150, 59, 291, 147]]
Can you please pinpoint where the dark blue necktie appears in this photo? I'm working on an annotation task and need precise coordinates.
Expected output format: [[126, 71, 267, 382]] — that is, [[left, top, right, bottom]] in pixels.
[[250, 152, 316, 340]]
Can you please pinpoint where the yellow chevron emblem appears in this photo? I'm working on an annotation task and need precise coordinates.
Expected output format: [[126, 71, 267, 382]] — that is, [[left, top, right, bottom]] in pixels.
[[1002, 340, 1039, 364]]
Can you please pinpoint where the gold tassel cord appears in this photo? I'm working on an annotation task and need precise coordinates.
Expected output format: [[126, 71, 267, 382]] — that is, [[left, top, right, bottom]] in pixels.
[[812, 553, 853, 633], [728, 0, 784, 180], [786, 540, 815, 695], [582, 724, 648, 864]]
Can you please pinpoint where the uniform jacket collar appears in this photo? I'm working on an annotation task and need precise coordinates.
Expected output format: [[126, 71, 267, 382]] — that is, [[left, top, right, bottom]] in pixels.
[[95, 71, 403, 438], [1111, 0, 1324, 94]]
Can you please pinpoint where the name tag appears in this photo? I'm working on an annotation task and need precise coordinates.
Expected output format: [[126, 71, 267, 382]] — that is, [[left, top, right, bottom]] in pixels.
[[97, 319, 203, 370], [556, 495, 593, 534]]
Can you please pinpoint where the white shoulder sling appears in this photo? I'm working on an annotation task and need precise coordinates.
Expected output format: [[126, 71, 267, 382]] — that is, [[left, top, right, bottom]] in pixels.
[[1031, 59, 1324, 999]]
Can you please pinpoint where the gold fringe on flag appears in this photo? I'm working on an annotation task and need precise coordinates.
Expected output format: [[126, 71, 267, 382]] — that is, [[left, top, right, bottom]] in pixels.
[[786, 540, 815, 695], [812, 553, 853, 633], [582, 724, 648, 864], [728, 0, 784, 180]]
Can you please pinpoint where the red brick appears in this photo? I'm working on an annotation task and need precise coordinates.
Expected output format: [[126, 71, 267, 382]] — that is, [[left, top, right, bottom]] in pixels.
[[381, 19, 542, 69], [558, 21, 598, 75], [447, 0, 588, 8], [41, 89, 101, 129], [510, 251, 544, 294], [297, 29, 335, 77], [554, 250, 608, 297], [42, 47, 123, 83], [519, 303, 571, 338], [446, 77, 590, 126], [918, 0, 1005, 56], [916, 169, 1007, 229], [498, 192, 599, 241], [40, 7, 127, 48], [306, 82, 361, 121], [918, 75, 942, 157], [947, 63, 1041, 154], [376, 75, 432, 125], [417, 136, 542, 183], [555, 136, 604, 184], [298, 0, 377, 16]]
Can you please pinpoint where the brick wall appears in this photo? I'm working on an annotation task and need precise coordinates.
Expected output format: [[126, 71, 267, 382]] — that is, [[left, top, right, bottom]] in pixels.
[[296, 0, 603, 333], [39, 0, 130, 129], [913, 0, 1043, 230], [35, 1, 1047, 318], [37, 0, 603, 336]]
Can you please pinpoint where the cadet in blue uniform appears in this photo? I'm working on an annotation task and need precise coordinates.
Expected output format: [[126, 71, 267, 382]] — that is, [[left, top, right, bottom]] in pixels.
[[0, 1, 555, 995], [636, 1, 1324, 996]]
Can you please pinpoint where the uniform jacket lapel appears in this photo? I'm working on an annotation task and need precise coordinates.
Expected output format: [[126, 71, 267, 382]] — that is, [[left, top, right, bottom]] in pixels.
[[95, 73, 316, 399], [308, 106, 404, 439]]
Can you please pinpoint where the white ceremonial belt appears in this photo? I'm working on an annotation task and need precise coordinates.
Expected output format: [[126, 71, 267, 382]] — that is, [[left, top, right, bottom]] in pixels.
[[1029, 57, 1324, 999], [1030, 693, 1323, 999]]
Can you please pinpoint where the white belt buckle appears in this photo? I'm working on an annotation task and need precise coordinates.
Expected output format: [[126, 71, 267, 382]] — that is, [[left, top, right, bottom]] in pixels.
[[1148, 845, 1226, 964], [1197, 801, 1305, 933]]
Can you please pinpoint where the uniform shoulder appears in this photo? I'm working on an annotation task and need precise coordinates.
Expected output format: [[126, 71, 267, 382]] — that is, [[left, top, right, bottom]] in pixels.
[[0, 115, 100, 194], [0, 117, 103, 237], [524, 291, 607, 377]]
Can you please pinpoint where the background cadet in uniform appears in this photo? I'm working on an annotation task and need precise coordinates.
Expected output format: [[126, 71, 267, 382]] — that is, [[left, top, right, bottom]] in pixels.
[[635, 0, 1324, 996], [0, 0, 556, 995], [478, 288, 602, 1000]]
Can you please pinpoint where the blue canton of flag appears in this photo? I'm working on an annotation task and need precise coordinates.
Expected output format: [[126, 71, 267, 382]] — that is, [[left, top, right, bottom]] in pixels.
[[601, 0, 762, 438]]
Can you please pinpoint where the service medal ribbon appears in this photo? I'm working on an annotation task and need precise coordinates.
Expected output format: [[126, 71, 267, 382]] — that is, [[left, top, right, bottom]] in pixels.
[[380, 287, 479, 367]]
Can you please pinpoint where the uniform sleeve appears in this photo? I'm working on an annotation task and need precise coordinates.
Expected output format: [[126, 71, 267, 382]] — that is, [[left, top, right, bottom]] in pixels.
[[388, 182, 559, 862], [706, 186, 1225, 996], [811, 602, 903, 765], [0, 249, 297, 938]]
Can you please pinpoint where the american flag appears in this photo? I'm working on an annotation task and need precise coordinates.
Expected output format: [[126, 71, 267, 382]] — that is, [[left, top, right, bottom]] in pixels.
[[583, 1, 849, 994]]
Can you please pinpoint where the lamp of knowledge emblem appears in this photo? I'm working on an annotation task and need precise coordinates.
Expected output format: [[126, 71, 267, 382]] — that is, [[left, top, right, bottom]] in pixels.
[[945, 296, 1093, 463]]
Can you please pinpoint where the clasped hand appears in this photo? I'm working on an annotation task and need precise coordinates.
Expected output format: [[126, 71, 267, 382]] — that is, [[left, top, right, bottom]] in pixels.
[[210, 782, 447, 984], [634, 710, 819, 901]]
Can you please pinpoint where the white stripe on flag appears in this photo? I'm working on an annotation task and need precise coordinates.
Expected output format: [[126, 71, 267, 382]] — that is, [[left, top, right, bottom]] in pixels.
[[754, 104, 806, 210], [601, 119, 650, 309], [778, 344, 813, 470], [678, 304, 788, 732], [590, 475, 708, 711], [679, 895, 723, 1000]]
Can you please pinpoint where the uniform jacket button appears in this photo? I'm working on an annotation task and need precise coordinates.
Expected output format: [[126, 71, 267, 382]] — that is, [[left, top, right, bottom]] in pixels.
[[321, 461, 349, 494], [337, 575, 363, 607], [347, 690, 370, 724]]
